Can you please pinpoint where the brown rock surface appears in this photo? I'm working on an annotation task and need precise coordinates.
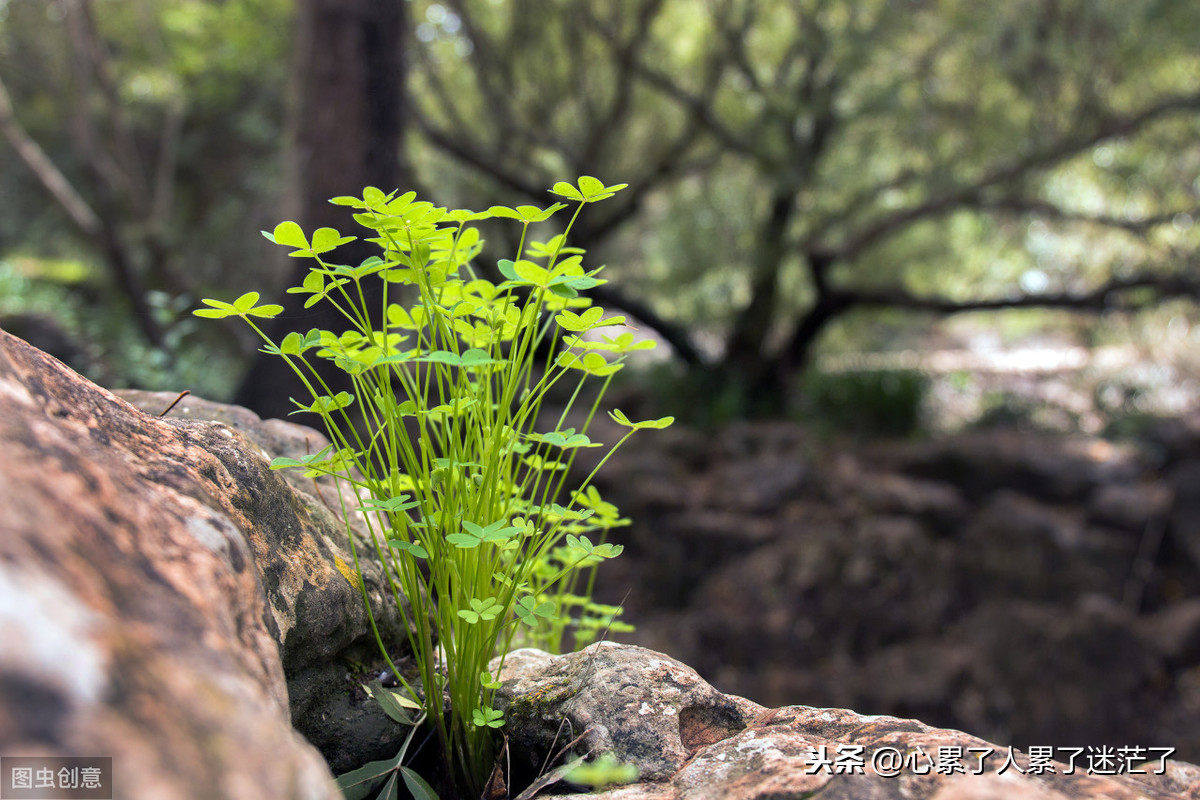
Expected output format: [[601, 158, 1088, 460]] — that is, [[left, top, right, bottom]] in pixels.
[[594, 420, 1200, 764], [0, 328, 403, 797], [497, 643, 1200, 800], [114, 389, 412, 774]]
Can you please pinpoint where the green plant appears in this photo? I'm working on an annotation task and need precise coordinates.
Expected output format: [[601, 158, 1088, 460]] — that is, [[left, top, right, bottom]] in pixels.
[[195, 177, 670, 798], [798, 368, 929, 437]]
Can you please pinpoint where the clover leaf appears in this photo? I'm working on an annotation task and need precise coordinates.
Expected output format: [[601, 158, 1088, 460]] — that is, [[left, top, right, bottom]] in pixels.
[[472, 706, 505, 729], [514, 595, 556, 627], [608, 408, 675, 429], [555, 306, 626, 332], [447, 520, 519, 549], [457, 597, 503, 624], [549, 176, 628, 203], [194, 291, 284, 320]]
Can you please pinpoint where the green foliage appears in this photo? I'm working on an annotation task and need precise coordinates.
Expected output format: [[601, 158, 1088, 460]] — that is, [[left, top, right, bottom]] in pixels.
[[196, 177, 669, 798], [0, 0, 289, 388], [407, 0, 1200, 414], [566, 752, 640, 790], [334, 703, 438, 800], [798, 369, 930, 438], [6, 0, 1200, 425]]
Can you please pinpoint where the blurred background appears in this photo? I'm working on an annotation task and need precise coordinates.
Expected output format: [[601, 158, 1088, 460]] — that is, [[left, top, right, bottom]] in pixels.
[[4, 0, 1200, 764]]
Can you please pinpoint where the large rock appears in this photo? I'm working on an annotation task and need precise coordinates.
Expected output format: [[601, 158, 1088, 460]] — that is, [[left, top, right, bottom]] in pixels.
[[591, 419, 1200, 764], [495, 642, 1200, 800], [115, 390, 412, 774], [0, 328, 407, 797]]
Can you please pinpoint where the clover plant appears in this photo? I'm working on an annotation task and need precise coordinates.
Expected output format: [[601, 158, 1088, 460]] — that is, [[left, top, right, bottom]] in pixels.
[[195, 177, 670, 798]]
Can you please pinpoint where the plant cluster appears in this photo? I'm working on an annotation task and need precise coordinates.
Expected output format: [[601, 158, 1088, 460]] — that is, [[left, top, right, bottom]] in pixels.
[[196, 177, 669, 797]]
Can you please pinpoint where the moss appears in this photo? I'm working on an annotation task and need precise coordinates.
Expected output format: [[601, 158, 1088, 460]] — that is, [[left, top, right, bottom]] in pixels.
[[503, 676, 578, 726]]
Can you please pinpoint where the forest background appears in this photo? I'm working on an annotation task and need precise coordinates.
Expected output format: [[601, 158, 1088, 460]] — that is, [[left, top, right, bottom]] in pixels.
[[1, 0, 1200, 432]]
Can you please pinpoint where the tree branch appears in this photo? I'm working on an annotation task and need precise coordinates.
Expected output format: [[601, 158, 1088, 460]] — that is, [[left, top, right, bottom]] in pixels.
[[0, 74, 102, 237], [972, 197, 1198, 235], [631, 56, 759, 162], [414, 117, 547, 201], [831, 89, 1200, 260], [846, 269, 1200, 314]]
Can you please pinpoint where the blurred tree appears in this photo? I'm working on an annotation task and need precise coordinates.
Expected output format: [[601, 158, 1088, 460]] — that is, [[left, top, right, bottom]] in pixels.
[[0, 0, 182, 349], [232, 0, 410, 419], [405, 0, 1200, 414], [0, 0, 290, 393], [3, 0, 1199, 419]]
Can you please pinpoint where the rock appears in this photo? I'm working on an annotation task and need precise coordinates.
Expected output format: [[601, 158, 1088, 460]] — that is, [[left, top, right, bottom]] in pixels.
[[1140, 599, 1200, 667], [0, 328, 405, 796], [950, 597, 1162, 750], [1169, 458, 1200, 574], [115, 389, 413, 775], [893, 430, 1144, 504], [957, 491, 1090, 603], [599, 415, 1200, 766], [1087, 481, 1172, 532], [856, 472, 969, 535], [495, 643, 762, 782], [497, 642, 1198, 800], [701, 455, 808, 514]]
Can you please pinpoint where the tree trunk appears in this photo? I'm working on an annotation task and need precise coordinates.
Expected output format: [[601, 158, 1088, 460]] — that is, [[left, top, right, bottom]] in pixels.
[[714, 251, 853, 416], [714, 190, 798, 414], [234, 0, 408, 419]]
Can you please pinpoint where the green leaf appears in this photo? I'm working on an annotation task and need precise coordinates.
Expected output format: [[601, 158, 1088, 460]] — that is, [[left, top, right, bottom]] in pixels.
[[310, 226, 356, 254], [193, 298, 238, 319], [278, 328, 323, 355], [551, 176, 628, 203], [362, 186, 389, 207], [555, 306, 625, 332], [271, 221, 309, 250], [566, 753, 639, 789], [228, 293, 259, 312], [488, 203, 567, 222], [246, 303, 283, 318], [549, 181, 584, 201], [515, 595, 556, 626], [364, 681, 421, 726], [445, 532, 480, 548], [576, 175, 607, 197], [387, 540, 429, 559], [335, 751, 404, 797], [555, 350, 620, 376], [448, 520, 519, 549], [361, 495, 421, 513], [513, 259, 549, 285], [527, 428, 601, 449], [195, 294, 282, 320], [608, 409, 674, 429], [459, 348, 503, 367], [472, 706, 505, 728], [486, 205, 521, 220], [372, 772, 399, 800], [278, 331, 303, 355], [457, 596, 502, 624], [410, 349, 502, 368], [291, 391, 355, 415], [444, 208, 491, 222], [269, 445, 356, 477], [543, 503, 595, 521], [399, 767, 439, 800], [497, 259, 519, 281]]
